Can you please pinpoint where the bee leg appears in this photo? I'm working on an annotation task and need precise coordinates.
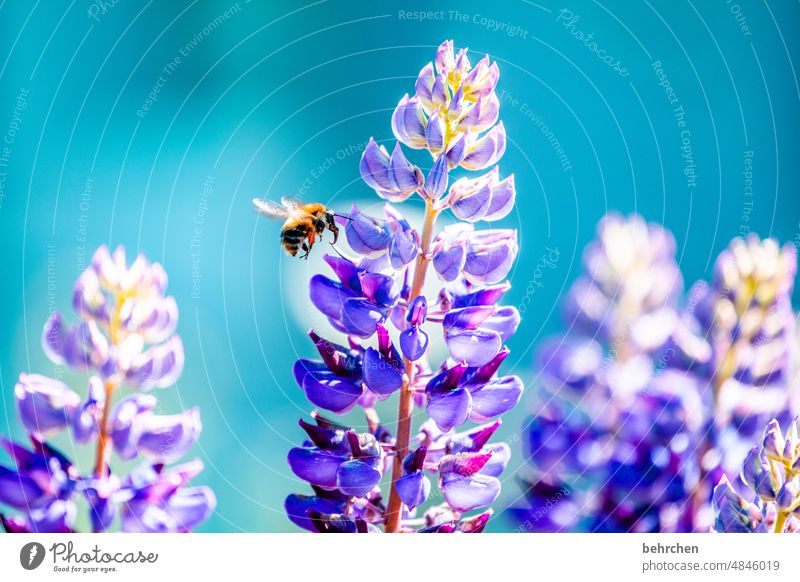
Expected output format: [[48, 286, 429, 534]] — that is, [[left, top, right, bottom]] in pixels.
[[300, 242, 310, 260], [329, 223, 339, 245]]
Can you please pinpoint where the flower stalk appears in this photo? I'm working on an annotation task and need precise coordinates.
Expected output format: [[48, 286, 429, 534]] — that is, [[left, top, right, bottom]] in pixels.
[[386, 197, 439, 533]]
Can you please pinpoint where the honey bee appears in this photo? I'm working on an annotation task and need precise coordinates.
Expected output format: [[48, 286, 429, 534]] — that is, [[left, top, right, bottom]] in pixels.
[[252, 196, 341, 259]]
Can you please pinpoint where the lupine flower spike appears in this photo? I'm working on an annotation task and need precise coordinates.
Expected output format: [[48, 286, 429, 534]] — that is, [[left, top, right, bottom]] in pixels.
[[514, 217, 799, 532], [1, 246, 215, 532], [280, 41, 522, 533]]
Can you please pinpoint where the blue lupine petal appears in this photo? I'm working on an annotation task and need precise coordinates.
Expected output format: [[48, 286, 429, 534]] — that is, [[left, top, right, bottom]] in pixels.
[[336, 460, 382, 497], [433, 242, 466, 282], [469, 375, 524, 420], [362, 347, 403, 396], [15, 373, 80, 436], [426, 154, 449, 199], [285, 494, 344, 531], [359, 272, 398, 307], [301, 371, 363, 413], [396, 471, 431, 509], [288, 447, 348, 488], [440, 472, 501, 512], [341, 298, 385, 338], [309, 275, 356, 319], [426, 387, 472, 431], [400, 327, 428, 361], [0, 466, 43, 509], [345, 206, 392, 257], [445, 328, 502, 367]]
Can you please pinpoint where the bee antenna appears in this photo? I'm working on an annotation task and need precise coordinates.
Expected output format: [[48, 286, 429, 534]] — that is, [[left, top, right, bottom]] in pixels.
[[332, 213, 353, 221]]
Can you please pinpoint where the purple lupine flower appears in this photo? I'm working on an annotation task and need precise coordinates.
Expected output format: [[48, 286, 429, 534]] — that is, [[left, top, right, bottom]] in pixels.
[[516, 216, 800, 533], [15, 374, 81, 437], [278, 41, 523, 533], [288, 418, 384, 497], [439, 453, 501, 512], [117, 461, 215, 533], [395, 447, 431, 509], [0, 438, 77, 533], [1, 245, 213, 533], [713, 417, 800, 533]]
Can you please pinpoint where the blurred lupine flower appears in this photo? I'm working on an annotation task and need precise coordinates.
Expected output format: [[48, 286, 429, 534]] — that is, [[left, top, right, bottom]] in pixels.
[[713, 417, 800, 533], [514, 215, 799, 533], [1, 245, 214, 533], [279, 41, 522, 533]]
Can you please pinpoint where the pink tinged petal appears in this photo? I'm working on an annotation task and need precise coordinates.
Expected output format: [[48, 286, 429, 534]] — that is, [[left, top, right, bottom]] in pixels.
[[443, 306, 496, 330], [336, 459, 382, 497], [445, 328, 502, 367], [359, 138, 392, 191], [400, 327, 428, 361], [469, 375, 524, 421], [477, 442, 510, 477], [464, 346, 510, 385], [453, 282, 511, 308], [323, 254, 362, 293], [362, 347, 403, 396], [425, 111, 446, 151], [426, 387, 472, 432], [302, 371, 363, 413], [407, 295, 428, 325], [341, 298, 385, 338], [482, 174, 515, 221], [426, 361, 469, 393], [126, 336, 185, 389], [439, 452, 493, 476], [440, 472, 501, 512], [461, 122, 506, 171], [358, 272, 398, 307], [310, 275, 357, 320], [345, 206, 392, 257], [288, 447, 348, 488], [392, 94, 428, 149], [396, 471, 431, 509], [15, 373, 80, 436], [135, 408, 202, 463], [433, 240, 466, 282]]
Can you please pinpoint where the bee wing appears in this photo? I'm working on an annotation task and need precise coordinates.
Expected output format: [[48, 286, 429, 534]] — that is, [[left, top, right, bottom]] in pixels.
[[252, 198, 292, 219], [280, 196, 306, 210]]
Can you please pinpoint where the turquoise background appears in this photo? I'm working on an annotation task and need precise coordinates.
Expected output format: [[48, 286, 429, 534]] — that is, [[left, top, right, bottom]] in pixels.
[[1, 0, 798, 532]]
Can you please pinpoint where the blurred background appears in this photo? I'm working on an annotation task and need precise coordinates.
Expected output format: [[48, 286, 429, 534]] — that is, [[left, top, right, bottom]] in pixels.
[[0, 0, 798, 532]]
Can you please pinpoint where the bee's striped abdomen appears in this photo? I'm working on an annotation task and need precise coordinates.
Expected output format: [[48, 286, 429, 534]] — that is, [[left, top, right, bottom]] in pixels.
[[280, 221, 311, 256]]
